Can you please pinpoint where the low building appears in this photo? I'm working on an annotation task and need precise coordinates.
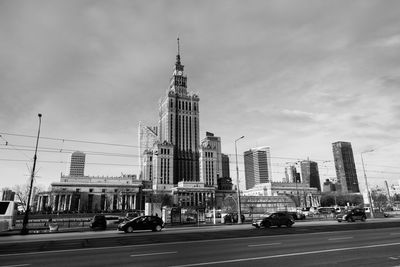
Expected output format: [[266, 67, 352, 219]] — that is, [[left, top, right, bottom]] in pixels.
[[36, 174, 143, 213], [243, 182, 320, 208]]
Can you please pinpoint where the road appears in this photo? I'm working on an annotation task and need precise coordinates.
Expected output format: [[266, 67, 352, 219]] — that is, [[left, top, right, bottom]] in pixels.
[[1, 218, 400, 266]]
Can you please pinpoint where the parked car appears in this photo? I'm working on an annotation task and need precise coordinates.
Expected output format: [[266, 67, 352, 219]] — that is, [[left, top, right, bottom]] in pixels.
[[117, 215, 164, 233], [223, 213, 245, 223], [336, 208, 367, 222], [89, 215, 107, 230], [252, 212, 295, 228], [90, 215, 121, 230]]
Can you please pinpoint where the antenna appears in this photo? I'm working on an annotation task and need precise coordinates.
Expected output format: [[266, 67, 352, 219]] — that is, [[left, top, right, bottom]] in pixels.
[[177, 36, 180, 56]]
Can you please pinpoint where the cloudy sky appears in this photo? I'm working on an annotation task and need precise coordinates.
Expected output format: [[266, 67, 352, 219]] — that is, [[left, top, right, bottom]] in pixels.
[[1, 0, 400, 192]]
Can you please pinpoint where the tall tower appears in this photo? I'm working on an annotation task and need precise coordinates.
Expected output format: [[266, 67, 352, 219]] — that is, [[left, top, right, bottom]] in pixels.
[[69, 151, 85, 177], [332, 141, 359, 193], [158, 38, 200, 184], [300, 160, 321, 191], [244, 146, 272, 190]]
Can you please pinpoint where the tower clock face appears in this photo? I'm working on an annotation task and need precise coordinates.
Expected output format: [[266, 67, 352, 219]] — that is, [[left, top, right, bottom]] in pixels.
[[177, 70, 183, 75]]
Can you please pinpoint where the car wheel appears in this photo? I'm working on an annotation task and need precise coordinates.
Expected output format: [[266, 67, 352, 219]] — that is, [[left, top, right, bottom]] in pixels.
[[153, 225, 162, 232], [286, 222, 293, 228], [125, 226, 134, 233], [361, 216, 366, 222], [346, 217, 352, 222]]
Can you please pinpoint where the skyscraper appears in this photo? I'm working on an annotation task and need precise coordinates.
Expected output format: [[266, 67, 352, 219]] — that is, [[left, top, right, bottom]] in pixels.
[[157, 39, 200, 184], [300, 160, 321, 191], [69, 151, 85, 177], [332, 141, 359, 193], [221, 153, 230, 179], [244, 146, 272, 190]]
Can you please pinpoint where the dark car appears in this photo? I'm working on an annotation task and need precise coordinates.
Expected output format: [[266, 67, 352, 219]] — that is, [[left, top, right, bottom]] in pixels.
[[336, 208, 367, 222], [277, 211, 306, 220], [89, 215, 107, 230], [90, 215, 121, 230], [223, 213, 245, 224], [117, 215, 164, 233], [252, 212, 295, 228]]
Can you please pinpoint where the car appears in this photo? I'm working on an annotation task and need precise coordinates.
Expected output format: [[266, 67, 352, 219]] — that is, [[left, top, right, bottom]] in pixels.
[[336, 208, 367, 222], [223, 213, 245, 223], [89, 214, 107, 230], [277, 211, 306, 220], [252, 212, 295, 228], [90, 215, 121, 230], [117, 215, 164, 233]]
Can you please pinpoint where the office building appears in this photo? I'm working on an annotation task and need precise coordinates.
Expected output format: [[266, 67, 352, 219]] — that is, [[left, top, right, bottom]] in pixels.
[[244, 146, 272, 190], [69, 151, 85, 177], [332, 141, 360, 193]]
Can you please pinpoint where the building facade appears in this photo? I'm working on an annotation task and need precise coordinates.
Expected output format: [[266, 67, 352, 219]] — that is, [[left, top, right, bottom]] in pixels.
[[221, 153, 230, 179], [332, 141, 360, 193], [244, 146, 272, 190], [69, 151, 85, 177]]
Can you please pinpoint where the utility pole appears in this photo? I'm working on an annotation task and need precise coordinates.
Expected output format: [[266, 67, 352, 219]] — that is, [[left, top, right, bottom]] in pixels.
[[235, 136, 244, 224], [21, 113, 42, 235]]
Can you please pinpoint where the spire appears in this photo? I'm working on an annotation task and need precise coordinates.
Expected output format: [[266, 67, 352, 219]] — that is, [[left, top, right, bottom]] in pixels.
[[176, 37, 181, 65]]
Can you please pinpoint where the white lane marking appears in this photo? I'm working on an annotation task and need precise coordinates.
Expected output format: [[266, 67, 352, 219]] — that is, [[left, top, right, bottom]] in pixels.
[[169, 242, 400, 267], [390, 233, 400, 235], [0, 265, 30, 267], [130, 251, 177, 257], [389, 257, 398, 260], [328, 237, 353, 241], [248, 242, 281, 247]]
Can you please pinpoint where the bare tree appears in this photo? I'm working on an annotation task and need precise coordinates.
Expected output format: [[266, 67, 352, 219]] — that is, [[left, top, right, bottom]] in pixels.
[[12, 183, 30, 211], [12, 183, 45, 212]]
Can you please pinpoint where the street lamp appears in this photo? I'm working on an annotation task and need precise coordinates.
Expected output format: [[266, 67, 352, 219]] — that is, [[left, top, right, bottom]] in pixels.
[[361, 149, 374, 219], [235, 136, 245, 224], [21, 113, 42, 235]]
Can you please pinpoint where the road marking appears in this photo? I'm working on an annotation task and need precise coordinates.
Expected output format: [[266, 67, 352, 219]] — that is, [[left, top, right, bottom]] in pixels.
[[169, 242, 400, 267], [0, 265, 30, 267], [390, 233, 400, 235], [389, 257, 398, 260], [130, 251, 177, 257], [328, 237, 353, 241], [248, 242, 281, 247]]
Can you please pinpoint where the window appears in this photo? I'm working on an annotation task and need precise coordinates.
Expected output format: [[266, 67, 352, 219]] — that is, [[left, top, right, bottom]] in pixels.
[[89, 189, 93, 193]]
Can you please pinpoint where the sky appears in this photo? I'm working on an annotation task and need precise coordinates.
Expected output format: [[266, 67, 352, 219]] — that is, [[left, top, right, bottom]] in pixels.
[[1, 0, 400, 192]]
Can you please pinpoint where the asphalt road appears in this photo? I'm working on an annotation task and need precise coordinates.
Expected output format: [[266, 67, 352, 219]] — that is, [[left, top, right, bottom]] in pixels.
[[1, 218, 400, 266]]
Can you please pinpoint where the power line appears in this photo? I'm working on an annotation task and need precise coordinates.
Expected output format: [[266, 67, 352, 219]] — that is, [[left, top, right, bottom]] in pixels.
[[0, 158, 137, 167], [0, 146, 139, 158], [0, 132, 138, 148]]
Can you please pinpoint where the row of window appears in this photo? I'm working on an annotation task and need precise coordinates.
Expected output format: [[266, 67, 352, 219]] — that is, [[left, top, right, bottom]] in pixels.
[[160, 148, 171, 155], [170, 98, 198, 112]]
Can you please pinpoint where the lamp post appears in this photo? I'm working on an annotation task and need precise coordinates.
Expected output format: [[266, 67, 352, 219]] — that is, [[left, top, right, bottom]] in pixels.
[[235, 136, 244, 224], [21, 113, 42, 235], [361, 149, 374, 219]]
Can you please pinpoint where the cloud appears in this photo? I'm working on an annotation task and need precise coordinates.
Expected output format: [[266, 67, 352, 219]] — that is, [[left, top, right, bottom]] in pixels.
[[371, 34, 400, 47]]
